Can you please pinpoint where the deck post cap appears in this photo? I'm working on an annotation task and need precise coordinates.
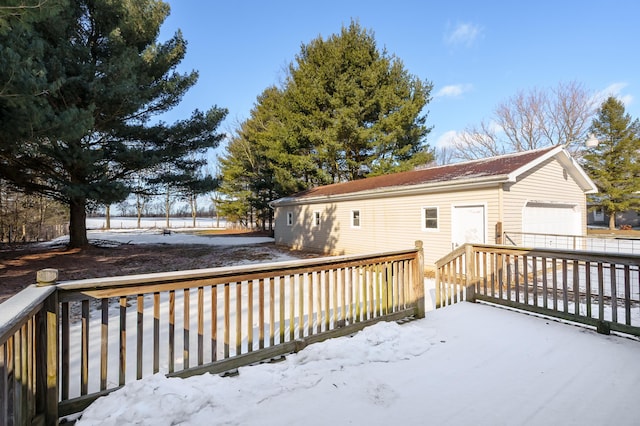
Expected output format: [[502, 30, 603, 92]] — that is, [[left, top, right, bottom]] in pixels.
[[37, 268, 58, 286]]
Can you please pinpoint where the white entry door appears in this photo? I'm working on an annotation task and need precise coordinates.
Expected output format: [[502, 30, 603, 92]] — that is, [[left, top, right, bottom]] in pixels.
[[452, 205, 486, 249]]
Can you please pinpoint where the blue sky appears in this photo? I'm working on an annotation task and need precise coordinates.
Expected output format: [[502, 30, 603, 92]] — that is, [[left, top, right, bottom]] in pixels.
[[159, 0, 640, 156]]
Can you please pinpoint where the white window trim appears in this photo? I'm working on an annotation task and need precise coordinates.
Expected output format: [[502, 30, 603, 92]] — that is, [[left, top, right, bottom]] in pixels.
[[351, 209, 361, 229], [422, 206, 439, 232], [286, 211, 293, 226], [313, 210, 321, 227]]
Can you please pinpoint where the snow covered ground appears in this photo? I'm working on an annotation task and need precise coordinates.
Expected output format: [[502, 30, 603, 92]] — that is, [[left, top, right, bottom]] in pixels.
[[86, 216, 228, 230], [76, 302, 640, 426], [44, 227, 275, 249]]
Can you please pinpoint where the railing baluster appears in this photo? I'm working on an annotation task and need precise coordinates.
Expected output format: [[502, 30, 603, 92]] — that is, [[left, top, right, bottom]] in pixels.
[[0, 340, 7, 426], [562, 260, 568, 313], [100, 299, 109, 390], [169, 290, 175, 373], [316, 271, 323, 333], [355, 266, 361, 322], [497, 254, 503, 301], [153, 292, 160, 373], [523, 255, 528, 305], [198, 287, 204, 365], [119, 296, 127, 385], [288, 275, 295, 342], [552, 259, 558, 311], [258, 278, 268, 349], [136, 294, 144, 380], [80, 300, 89, 395], [573, 261, 580, 316], [514, 256, 519, 303], [248, 279, 254, 352], [61, 302, 69, 400], [505, 254, 512, 301], [211, 286, 217, 362], [269, 277, 275, 347], [235, 282, 242, 355], [584, 263, 591, 318], [624, 265, 631, 325], [279, 276, 285, 344], [532, 257, 538, 307], [298, 273, 304, 338], [610, 264, 618, 323], [183, 288, 190, 369], [597, 263, 604, 321], [323, 270, 329, 331], [333, 268, 338, 325], [223, 283, 231, 355], [307, 273, 314, 336], [542, 258, 548, 309]]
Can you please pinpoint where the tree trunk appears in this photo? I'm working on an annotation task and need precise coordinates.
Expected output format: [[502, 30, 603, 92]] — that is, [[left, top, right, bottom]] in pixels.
[[136, 194, 143, 229], [609, 212, 616, 230], [106, 205, 111, 230], [165, 188, 170, 228], [191, 193, 197, 227], [69, 199, 89, 248]]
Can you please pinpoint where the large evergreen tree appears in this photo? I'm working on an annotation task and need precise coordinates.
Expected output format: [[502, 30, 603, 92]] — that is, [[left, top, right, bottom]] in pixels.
[[219, 21, 433, 228], [0, 0, 226, 247], [285, 20, 433, 182], [583, 97, 640, 229]]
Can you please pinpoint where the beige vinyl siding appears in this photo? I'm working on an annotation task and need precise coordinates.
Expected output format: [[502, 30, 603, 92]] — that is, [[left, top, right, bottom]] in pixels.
[[502, 157, 587, 236], [274, 186, 501, 267]]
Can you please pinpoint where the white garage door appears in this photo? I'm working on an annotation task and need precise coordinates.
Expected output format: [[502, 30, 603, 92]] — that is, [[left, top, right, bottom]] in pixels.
[[522, 202, 581, 248]]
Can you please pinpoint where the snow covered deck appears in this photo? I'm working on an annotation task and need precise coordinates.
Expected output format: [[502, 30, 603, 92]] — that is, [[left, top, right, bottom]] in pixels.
[[76, 302, 640, 425]]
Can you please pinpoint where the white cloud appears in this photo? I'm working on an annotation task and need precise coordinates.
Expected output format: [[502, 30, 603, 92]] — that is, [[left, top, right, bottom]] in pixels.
[[444, 22, 482, 47], [593, 82, 634, 107], [435, 130, 459, 148], [435, 84, 473, 98]]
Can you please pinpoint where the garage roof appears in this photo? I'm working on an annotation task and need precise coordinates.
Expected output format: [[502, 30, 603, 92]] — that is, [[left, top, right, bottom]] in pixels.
[[271, 145, 597, 205]]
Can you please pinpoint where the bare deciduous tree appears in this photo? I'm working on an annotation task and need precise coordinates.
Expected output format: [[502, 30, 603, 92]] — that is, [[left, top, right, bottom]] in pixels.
[[447, 81, 596, 162]]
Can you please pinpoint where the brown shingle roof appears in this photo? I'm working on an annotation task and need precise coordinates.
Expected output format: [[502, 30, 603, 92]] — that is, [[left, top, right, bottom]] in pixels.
[[286, 145, 559, 200]]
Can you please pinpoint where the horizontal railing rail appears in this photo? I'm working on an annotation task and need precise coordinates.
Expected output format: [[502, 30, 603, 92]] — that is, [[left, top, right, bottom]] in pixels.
[[1, 242, 425, 425], [435, 244, 640, 337]]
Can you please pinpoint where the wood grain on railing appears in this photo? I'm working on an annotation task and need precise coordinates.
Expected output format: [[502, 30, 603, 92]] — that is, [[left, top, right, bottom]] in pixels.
[[50, 247, 422, 418], [435, 244, 640, 338]]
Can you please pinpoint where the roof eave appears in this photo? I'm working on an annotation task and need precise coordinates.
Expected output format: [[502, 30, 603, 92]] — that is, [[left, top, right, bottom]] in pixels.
[[505, 146, 598, 193], [271, 174, 510, 207]]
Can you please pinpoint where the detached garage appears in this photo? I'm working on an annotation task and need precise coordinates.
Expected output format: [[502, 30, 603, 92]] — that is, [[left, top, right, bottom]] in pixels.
[[270, 146, 597, 267]]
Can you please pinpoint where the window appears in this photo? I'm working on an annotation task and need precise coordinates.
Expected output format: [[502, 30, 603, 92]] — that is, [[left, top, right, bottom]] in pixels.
[[351, 210, 361, 228], [422, 207, 438, 231], [286, 212, 293, 226], [593, 208, 605, 222], [313, 211, 321, 227]]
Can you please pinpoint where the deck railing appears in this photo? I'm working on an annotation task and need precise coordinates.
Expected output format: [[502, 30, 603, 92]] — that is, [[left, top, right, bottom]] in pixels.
[[1, 242, 424, 425], [435, 244, 640, 337]]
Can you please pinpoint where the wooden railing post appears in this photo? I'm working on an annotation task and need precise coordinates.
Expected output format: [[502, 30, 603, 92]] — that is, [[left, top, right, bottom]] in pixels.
[[464, 245, 476, 303], [413, 241, 425, 318], [35, 269, 59, 425], [495, 222, 503, 244]]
